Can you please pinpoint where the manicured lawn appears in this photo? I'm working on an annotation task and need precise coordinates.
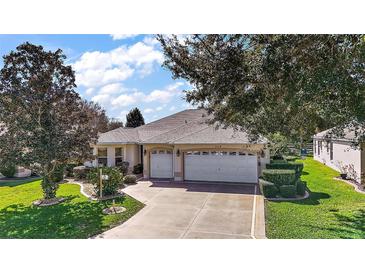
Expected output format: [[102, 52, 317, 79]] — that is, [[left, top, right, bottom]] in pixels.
[[266, 157, 365, 239], [0, 178, 144, 238]]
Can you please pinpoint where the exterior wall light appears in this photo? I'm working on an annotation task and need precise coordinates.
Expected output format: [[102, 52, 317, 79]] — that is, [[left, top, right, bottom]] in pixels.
[[144, 149, 147, 156], [176, 149, 180, 157]]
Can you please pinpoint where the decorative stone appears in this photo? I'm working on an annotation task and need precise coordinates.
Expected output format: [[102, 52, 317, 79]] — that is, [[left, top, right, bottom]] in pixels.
[[32, 197, 66, 207], [102, 206, 126, 215]]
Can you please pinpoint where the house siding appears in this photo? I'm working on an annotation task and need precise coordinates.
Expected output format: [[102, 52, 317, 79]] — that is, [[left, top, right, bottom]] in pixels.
[[313, 139, 362, 182]]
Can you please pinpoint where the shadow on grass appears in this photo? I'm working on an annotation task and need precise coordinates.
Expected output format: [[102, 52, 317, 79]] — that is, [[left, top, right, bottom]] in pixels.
[[301, 171, 309, 176], [0, 177, 41, 187], [302, 209, 365, 239], [0, 195, 127, 239]]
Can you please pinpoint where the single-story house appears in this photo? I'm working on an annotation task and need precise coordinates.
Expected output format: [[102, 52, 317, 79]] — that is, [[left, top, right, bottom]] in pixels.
[[90, 109, 270, 184], [313, 126, 365, 183]]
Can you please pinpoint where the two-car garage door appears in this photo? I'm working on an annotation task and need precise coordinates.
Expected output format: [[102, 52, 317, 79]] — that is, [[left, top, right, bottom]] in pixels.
[[184, 151, 258, 183], [150, 149, 258, 183]]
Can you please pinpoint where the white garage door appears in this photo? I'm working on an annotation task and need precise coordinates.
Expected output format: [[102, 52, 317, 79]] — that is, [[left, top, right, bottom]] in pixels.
[[150, 149, 173, 178], [184, 151, 258, 183]]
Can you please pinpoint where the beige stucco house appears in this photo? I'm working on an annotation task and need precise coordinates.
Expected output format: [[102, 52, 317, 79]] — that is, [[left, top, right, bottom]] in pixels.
[[313, 126, 365, 183], [90, 109, 270, 184]]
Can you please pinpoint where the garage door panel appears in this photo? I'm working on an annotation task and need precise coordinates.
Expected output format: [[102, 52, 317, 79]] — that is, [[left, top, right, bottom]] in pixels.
[[184, 152, 258, 184], [151, 153, 173, 178]]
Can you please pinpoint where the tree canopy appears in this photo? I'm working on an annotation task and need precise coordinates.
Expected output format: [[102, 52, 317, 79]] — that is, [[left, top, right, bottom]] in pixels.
[[125, 107, 145, 128], [157, 35, 365, 144], [0, 42, 99, 199]]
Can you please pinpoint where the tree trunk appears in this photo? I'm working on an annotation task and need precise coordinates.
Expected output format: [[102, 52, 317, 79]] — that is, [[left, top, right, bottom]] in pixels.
[[41, 175, 59, 200]]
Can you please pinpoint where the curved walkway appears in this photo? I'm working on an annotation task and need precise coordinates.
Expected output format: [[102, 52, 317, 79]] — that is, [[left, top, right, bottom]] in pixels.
[[96, 180, 266, 239]]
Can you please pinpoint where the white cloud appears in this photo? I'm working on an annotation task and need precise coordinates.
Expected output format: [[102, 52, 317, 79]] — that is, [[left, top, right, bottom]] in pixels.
[[117, 110, 129, 123], [144, 89, 173, 103], [156, 106, 163, 111], [73, 41, 163, 88], [111, 92, 145, 108], [85, 88, 94, 96], [99, 83, 125, 95], [143, 108, 154, 114], [169, 106, 177, 111], [110, 34, 138, 40], [91, 94, 111, 105]]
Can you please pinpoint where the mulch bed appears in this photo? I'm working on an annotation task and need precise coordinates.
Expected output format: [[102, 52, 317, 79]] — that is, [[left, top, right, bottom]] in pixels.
[[267, 191, 310, 201], [32, 197, 66, 207]]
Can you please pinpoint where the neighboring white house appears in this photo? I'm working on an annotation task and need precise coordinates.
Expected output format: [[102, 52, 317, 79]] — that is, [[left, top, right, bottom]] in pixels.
[[313, 126, 365, 183], [90, 109, 270, 184]]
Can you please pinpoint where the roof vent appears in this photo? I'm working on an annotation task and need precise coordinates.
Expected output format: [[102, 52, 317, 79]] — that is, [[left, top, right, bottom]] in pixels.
[[185, 120, 188, 124]]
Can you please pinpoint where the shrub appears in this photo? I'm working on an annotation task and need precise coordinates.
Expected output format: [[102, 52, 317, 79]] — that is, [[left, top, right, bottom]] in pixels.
[[284, 156, 298, 162], [0, 164, 17, 178], [124, 174, 137, 185], [279, 185, 297, 198], [73, 166, 90, 179], [64, 163, 80, 177], [272, 155, 284, 160], [271, 159, 288, 164], [133, 163, 143, 174], [259, 179, 278, 198], [87, 167, 123, 196], [50, 164, 64, 182], [117, 161, 130, 175], [262, 169, 296, 186], [266, 162, 304, 178], [296, 180, 307, 196]]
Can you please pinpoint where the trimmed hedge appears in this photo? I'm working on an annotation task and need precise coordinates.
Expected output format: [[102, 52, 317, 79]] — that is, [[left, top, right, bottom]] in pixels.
[[259, 179, 278, 198], [133, 163, 143, 174], [296, 180, 307, 196], [271, 159, 288, 164], [279, 184, 297, 198], [124, 174, 137, 185], [266, 162, 304, 177], [284, 156, 298, 162], [262, 169, 296, 186]]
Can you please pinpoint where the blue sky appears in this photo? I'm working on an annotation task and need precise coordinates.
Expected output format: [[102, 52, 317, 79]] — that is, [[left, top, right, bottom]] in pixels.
[[0, 34, 193, 123]]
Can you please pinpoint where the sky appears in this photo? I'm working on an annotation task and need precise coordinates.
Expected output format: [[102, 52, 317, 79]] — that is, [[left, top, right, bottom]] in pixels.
[[0, 34, 193, 123]]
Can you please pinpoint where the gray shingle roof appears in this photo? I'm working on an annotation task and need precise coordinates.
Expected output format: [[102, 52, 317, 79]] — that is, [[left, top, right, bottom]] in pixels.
[[96, 109, 267, 145], [313, 125, 364, 142]]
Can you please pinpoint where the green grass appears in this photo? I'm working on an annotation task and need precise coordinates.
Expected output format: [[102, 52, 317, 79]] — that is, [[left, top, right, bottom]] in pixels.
[[0, 178, 144, 238], [266, 158, 365, 239]]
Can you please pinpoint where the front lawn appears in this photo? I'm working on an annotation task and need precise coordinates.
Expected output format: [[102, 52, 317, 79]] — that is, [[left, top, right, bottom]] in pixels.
[[0, 178, 144, 238], [266, 157, 365, 239]]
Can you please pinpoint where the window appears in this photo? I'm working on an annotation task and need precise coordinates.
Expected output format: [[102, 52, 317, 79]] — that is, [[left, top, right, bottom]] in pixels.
[[166, 150, 172, 154], [115, 147, 123, 166], [318, 141, 321, 155], [158, 150, 165, 154], [97, 148, 107, 167], [330, 142, 333, 160], [152, 150, 157, 154], [229, 152, 237, 156], [202, 151, 209, 155], [211, 151, 218, 155], [326, 141, 329, 153], [186, 151, 193, 155], [238, 152, 246, 156], [193, 151, 200, 155], [221, 151, 228, 156]]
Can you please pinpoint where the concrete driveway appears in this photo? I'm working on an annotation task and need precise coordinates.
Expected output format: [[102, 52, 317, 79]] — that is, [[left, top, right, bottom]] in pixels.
[[96, 181, 266, 239]]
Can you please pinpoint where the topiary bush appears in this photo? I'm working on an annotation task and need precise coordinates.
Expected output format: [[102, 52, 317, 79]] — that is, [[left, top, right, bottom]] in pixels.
[[262, 169, 296, 186], [0, 164, 17, 178], [266, 162, 304, 178], [50, 164, 65, 183], [123, 174, 137, 185], [279, 184, 297, 198], [259, 179, 278, 198], [133, 163, 143, 174], [87, 167, 123, 196], [284, 156, 298, 162], [73, 166, 91, 179], [296, 180, 307, 196]]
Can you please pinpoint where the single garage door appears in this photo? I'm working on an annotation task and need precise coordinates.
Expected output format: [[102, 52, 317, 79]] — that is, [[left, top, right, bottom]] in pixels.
[[150, 149, 173, 178], [184, 151, 258, 183]]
